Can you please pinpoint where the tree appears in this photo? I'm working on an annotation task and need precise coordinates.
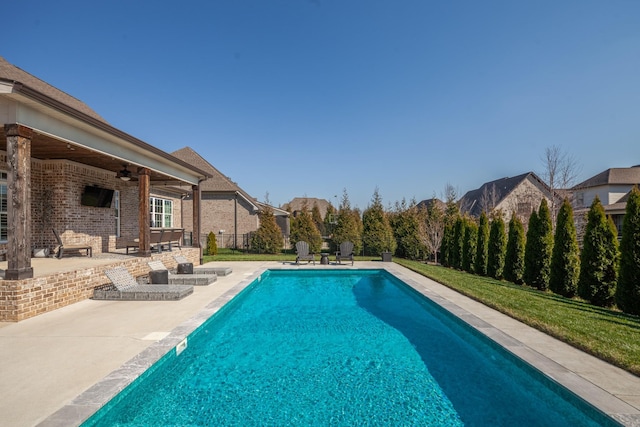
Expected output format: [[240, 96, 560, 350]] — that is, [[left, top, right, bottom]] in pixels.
[[523, 200, 553, 290], [549, 199, 580, 297], [475, 212, 489, 276], [450, 216, 466, 269], [331, 189, 363, 255], [250, 204, 283, 254], [504, 213, 526, 284], [541, 145, 581, 222], [462, 218, 478, 273], [389, 198, 424, 260], [616, 187, 640, 314], [290, 207, 323, 254], [487, 216, 507, 279], [578, 196, 619, 306], [440, 221, 454, 267], [311, 202, 326, 237], [362, 188, 396, 256], [420, 198, 445, 264]]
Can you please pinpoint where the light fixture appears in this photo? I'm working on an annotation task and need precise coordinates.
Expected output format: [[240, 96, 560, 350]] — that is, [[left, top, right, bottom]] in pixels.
[[117, 165, 131, 181]]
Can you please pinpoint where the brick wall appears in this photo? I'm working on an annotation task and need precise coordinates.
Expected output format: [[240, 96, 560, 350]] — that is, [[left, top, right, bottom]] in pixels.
[[184, 193, 259, 236], [0, 248, 201, 322], [0, 156, 185, 255]]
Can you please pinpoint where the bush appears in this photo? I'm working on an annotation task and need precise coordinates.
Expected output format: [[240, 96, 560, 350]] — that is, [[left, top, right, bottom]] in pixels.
[[487, 216, 506, 279], [524, 200, 553, 290], [549, 199, 580, 297], [462, 219, 478, 273], [616, 187, 640, 314], [578, 196, 619, 306], [206, 231, 218, 256], [504, 214, 526, 284], [475, 212, 489, 276]]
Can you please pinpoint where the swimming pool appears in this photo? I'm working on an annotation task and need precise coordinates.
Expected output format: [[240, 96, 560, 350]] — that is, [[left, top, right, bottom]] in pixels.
[[82, 269, 618, 426]]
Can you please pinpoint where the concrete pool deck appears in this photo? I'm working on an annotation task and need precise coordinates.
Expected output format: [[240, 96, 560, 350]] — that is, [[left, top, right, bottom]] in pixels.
[[1, 261, 639, 426]]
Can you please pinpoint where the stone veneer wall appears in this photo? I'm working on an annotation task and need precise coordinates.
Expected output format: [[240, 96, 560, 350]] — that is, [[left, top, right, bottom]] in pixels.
[[0, 248, 200, 322]]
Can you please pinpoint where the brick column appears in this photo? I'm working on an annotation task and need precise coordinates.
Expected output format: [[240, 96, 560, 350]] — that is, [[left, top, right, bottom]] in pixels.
[[4, 124, 34, 279], [137, 167, 151, 257]]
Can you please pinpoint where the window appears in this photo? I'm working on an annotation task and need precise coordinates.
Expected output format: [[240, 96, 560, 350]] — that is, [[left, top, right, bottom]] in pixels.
[[150, 197, 173, 228], [0, 172, 6, 242], [114, 190, 120, 237]]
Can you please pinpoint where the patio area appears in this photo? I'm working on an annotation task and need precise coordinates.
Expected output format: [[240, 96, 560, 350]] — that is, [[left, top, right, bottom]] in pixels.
[[0, 261, 638, 426]]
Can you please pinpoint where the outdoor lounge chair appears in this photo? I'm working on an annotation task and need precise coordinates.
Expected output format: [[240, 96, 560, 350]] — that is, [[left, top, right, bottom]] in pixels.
[[295, 241, 315, 265], [147, 260, 217, 286], [336, 241, 354, 265], [173, 254, 233, 276], [52, 228, 92, 258], [93, 266, 193, 300]]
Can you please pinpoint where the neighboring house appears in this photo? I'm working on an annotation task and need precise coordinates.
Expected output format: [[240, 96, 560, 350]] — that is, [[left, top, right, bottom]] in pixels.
[[416, 198, 446, 212], [458, 172, 554, 224], [283, 197, 332, 219], [0, 56, 210, 279], [572, 165, 640, 237], [172, 147, 289, 249]]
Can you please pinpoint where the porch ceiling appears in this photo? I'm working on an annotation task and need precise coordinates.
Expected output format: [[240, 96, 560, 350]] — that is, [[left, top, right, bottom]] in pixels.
[[0, 127, 185, 184]]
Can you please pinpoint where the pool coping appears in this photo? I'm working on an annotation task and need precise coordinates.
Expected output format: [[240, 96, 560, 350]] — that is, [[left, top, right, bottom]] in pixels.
[[38, 264, 640, 427]]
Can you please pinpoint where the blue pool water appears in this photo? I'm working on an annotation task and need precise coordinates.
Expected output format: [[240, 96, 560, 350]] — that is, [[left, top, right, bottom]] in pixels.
[[83, 269, 616, 426]]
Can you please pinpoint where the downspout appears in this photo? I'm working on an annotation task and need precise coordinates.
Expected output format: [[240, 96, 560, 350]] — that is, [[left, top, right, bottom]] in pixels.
[[234, 191, 238, 250]]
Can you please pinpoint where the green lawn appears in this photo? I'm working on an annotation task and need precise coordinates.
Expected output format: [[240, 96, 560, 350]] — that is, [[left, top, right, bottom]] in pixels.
[[395, 259, 640, 377], [201, 251, 640, 376]]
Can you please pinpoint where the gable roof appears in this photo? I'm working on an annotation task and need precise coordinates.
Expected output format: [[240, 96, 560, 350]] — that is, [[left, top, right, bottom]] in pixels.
[[459, 172, 548, 217], [171, 146, 259, 207], [0, 56, 107, 123], [574, 166, 640, 189]]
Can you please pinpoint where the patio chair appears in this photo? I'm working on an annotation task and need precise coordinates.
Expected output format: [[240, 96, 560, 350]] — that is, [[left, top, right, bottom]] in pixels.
[[295, 241, 315, 265], [93, 266, 193, 300], [166, 228, 183, 251], [148, 260, 217, 286], [52, 229, 92, 258], [336, 241, 354, 265], [174, 254, 233, 276]]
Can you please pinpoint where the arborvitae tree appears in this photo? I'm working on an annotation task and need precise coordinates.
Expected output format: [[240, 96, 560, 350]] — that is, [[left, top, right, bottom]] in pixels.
[[615, 187, 640, 314], [524, 200, 554, 290], [311, 202, 326, 237], [324, 203, 337, 240], [332, 190, 363, 255], [578, 196, 619, 306], [462, 219, 478, 273], [451, 216, 466, 269], [290, 208, 323, 254], [362, 188, 396, 256], [504, 214, 526, 284], [549, 199, 580, 297], [475, 212, 489, 275], [440, 222, 454, 267], [524, 209, 539, 286], [250, 205, 283, 254], [487, 215, 507, 279]]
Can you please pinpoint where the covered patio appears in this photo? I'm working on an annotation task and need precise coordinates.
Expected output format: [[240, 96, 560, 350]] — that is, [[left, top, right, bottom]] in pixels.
[[0, 56, 211, 321]]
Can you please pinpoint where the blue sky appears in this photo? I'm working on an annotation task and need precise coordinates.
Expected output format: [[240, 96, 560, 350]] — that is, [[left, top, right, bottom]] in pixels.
[[4, 0, 640, 210]]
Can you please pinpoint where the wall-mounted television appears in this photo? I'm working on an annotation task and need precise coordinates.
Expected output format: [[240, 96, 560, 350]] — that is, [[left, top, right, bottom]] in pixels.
[[81, 185, 114, 208]]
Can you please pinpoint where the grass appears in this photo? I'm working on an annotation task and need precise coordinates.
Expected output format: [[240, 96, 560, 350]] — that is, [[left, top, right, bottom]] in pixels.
[[201, 251, 640, 377], [395, 258, 640, 377]]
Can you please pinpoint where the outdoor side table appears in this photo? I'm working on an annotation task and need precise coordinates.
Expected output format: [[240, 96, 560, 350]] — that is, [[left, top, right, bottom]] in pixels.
[[320, 253, 329, 265]]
